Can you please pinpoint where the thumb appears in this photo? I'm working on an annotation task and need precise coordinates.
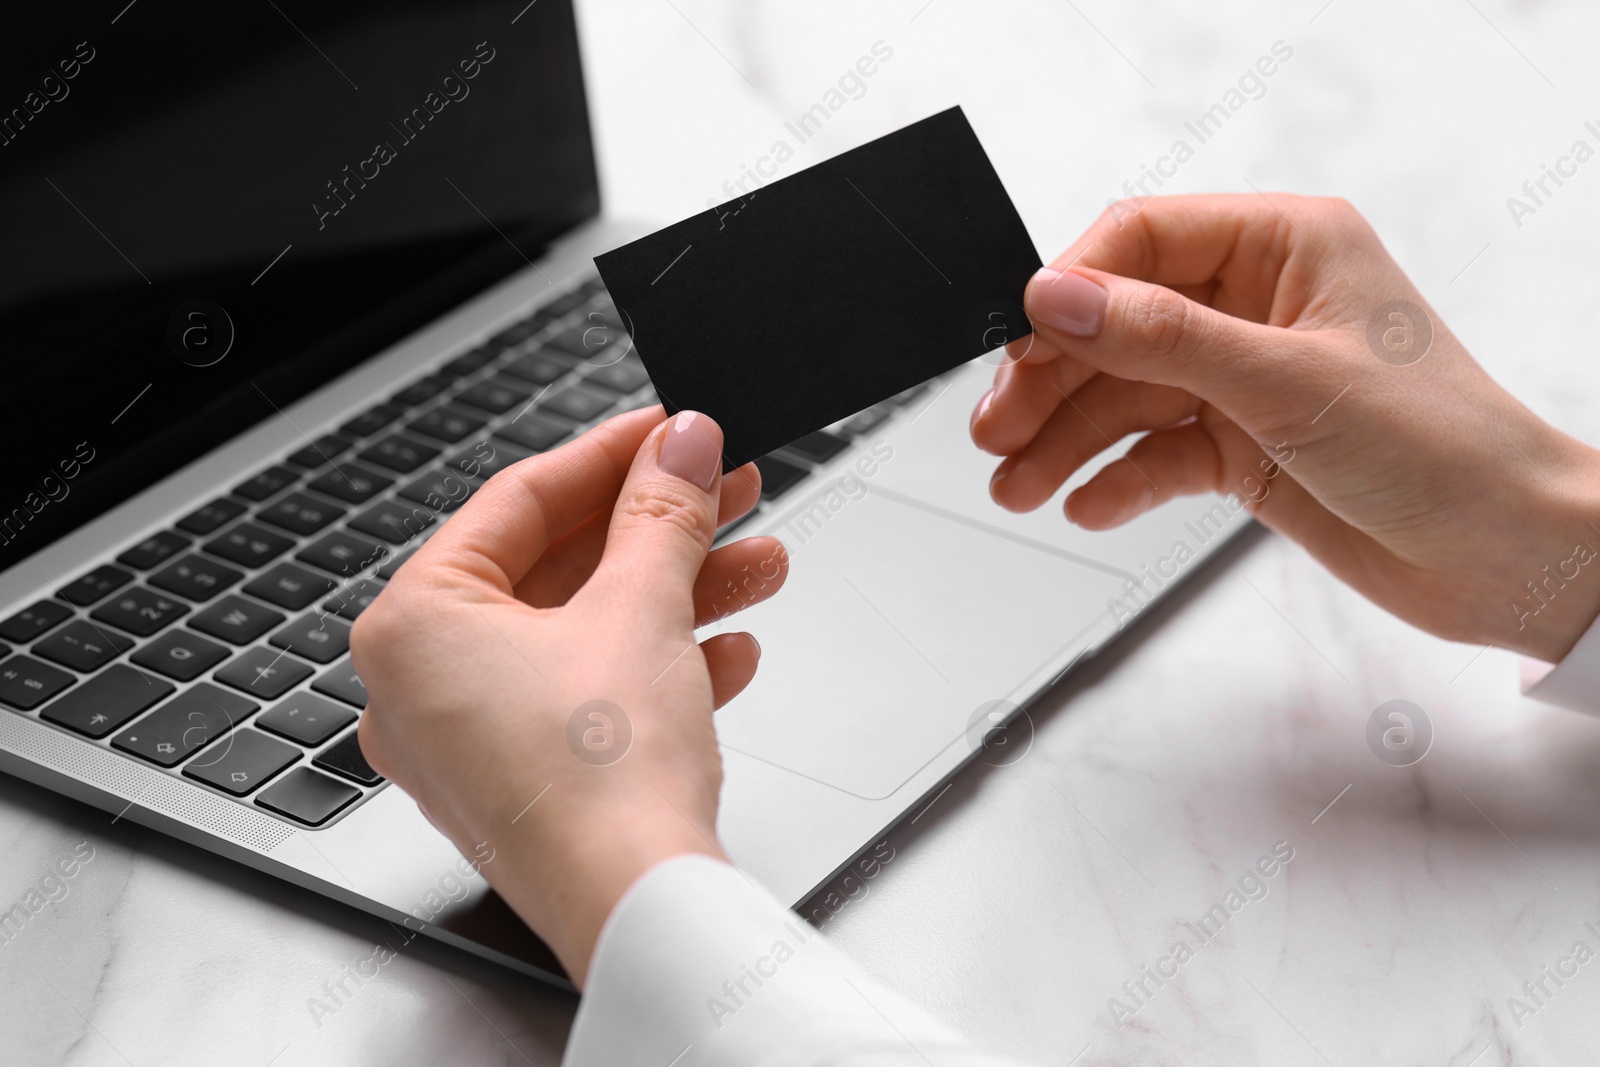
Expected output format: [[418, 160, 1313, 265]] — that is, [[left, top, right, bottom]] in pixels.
[[589, 410, 725, 625], [1023, 266, 1329, 414]]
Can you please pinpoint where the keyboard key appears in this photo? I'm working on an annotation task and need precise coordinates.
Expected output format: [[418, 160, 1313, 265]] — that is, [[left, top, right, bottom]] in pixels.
[[176, 497, 247, 535], [489, 314, 549, 349], [391, 374, 453, 409], [256, 492, 345, 537], [493, 412, 572, 452], [149, 555, 244, 602], [375, 546, 419, 581], [117, 530, 192, 571], [203, 522, 296, 568], [215, 646, 314, 700], [408, 405, 486, 445], [184, 729, 300, 796], [503, 350, 578, 386], [130, 630, 231, 681], [284, 433, 354, 470], [59, 564, 135, 606], [306, 464, 393, 504], [190, 596, 286, 645], [258, 692, 357, 746], [616, 390, 663, 414], [322, 579, 385, 622], [40, 665, 170, 737], [314, 730, 383, 787], [753, 455, 809, 501], [454, 377, 532, 415], [35, 621, 135, 672], [90, 588, 189, 637], [0, 656, 76, 711], [579, 295, 625, 328], [256, 768, 361, 826], [397, 470, 476, 513], [543, 288, 590, 317], [440, 346, 498, 377], [583, 356, 651, 394], [269, 612, 352, 664], [312, 658, 369, 708], [542, 384, 614, 424], [112, 683, 256, 766], [783, 430, 851, 465], [887, 384, 929, 407], [547, 321, 626, 364], [0, 601, 72, 643], [297, 531, 387, 578], [243, 564, 337, 611], [358, 434, 440, 474], [340, 403, 406, 439], [446, 440, 530, 482], [0, 642, 9, 662], [839, 406, 892, 437], [234, 466, 300, 502], [348, 500, 436, 545]]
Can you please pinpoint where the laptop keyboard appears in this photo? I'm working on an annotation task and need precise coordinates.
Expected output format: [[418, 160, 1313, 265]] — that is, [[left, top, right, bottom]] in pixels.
[[0, 272, 942, 829]]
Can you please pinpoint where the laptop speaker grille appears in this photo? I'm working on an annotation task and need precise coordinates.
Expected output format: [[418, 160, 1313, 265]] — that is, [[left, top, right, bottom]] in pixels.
[[0, 713, 295, 852]]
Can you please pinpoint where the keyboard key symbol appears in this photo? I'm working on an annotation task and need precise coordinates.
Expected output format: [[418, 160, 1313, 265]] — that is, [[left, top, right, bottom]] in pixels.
[[230, 771, 250, 784], [156, 742, 176, 754], [223, 610, 249, 627]]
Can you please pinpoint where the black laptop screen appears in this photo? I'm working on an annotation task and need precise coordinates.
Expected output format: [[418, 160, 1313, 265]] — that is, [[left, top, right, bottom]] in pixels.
[[0, 1, 599, 571]]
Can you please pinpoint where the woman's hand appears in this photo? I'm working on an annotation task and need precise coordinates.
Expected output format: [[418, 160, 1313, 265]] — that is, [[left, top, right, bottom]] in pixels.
[[971, 193, 1600, 662], [351, 407, 788, 986]]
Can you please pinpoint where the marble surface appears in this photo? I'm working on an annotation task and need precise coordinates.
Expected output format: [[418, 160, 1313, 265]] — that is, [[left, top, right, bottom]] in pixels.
[[8, 0, 1600, 1064]]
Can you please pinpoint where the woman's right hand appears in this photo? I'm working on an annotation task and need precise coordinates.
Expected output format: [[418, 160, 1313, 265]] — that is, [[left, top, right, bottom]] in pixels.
[[971, 194, 1600, 662]]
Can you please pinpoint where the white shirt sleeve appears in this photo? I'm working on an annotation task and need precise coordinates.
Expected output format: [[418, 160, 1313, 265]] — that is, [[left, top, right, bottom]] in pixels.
[[563, 854, 1035, 1067], [1523, 611, 1600, 713]]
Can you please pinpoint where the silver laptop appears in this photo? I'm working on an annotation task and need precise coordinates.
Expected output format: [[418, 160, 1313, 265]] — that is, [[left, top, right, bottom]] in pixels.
[[0, 3, 1241, 984]]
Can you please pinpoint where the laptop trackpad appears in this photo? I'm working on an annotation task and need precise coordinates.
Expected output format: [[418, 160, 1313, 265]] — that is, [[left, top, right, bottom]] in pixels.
[[714, 490, 1132, 800]]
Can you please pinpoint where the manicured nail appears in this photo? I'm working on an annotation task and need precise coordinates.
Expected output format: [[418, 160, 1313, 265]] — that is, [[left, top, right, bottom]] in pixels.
[[658, 411, 722, 490], [990, 465, 1011, 501], [1027, 268, 1107, 337], [970, 389, 994, 435]]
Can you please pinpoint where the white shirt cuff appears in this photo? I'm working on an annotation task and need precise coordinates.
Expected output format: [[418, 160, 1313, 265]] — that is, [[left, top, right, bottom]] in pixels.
[[564, 854, 1029, 1067], [1522, 610, 1600, 713]]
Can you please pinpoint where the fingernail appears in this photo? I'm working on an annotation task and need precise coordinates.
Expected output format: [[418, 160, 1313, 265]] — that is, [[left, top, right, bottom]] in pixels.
[[970, 389, 994, 434], [744, 632, 761, 657], [990, 465, 1010, 499], [658, 411, 722, 490], [1027, 268, 1107, 337]]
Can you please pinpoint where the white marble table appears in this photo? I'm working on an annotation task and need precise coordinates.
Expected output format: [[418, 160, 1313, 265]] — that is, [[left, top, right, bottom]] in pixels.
[[7, 0, 1600, 1063]]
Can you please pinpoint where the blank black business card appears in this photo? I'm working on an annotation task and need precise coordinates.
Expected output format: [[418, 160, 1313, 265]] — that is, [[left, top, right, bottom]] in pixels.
[[594, 105, 1040, 469]]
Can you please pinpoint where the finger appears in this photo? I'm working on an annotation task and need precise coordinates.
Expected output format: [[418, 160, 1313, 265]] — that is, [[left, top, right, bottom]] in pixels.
[[510, 463, 762, 606], [971, 353, 1097, 455], [1022, 266, 1340, 423], [405, 406, 665, 592], [1063, 421, 1223, 529], [990, 375, 1200, 512], [586, 410, 726, 626], [1049, 193, 1307, 319], [702, 632, 762, 709], [692, 537, 789, 627]]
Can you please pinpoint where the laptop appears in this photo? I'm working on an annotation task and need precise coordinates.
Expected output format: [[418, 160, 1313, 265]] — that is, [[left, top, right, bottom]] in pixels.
[[0, 2, 1242, 984]]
